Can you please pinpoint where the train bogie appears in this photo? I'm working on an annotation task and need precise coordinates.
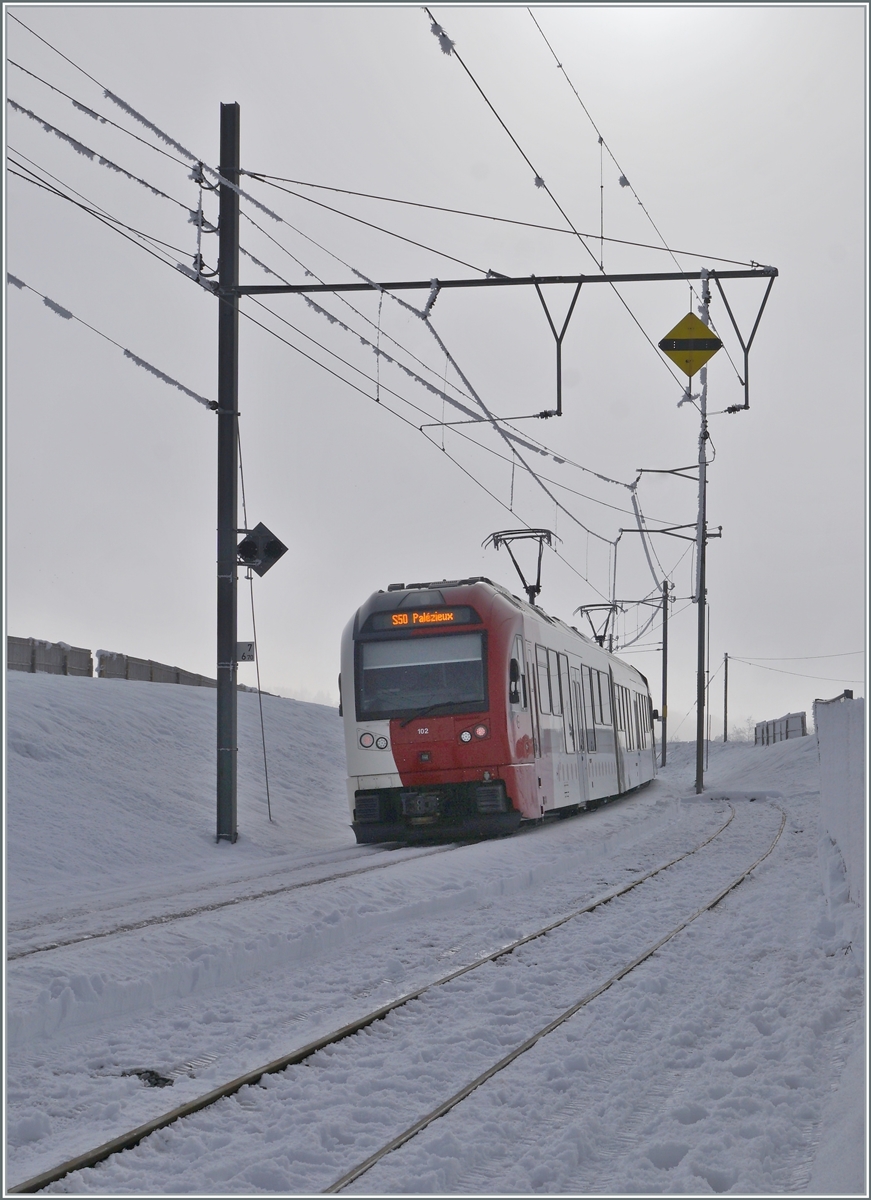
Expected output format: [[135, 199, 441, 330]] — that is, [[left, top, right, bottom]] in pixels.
[[341, 578, 655, 843]]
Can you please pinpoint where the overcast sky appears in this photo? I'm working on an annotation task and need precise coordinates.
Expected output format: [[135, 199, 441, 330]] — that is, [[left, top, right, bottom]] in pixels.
[[5, 3, 866, 735]]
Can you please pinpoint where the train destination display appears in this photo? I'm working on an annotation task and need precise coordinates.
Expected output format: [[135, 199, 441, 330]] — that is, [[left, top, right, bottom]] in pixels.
[[368, 607, 477, 632]]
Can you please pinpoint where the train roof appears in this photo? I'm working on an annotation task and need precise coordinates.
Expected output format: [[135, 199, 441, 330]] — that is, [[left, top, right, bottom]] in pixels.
[[361, 577, 649, 688]]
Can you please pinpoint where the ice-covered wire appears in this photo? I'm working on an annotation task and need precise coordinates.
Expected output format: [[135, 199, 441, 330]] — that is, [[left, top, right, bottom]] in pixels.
[[244, 195, 631, 551], [241, 175, 490, 274], [239, 211, 479, 410], [630, 488, 667, 588], [8, 16, 641, 597], [349, 265, 621, 546], [528, 11, 743, 383], [7, 57, 191, 167], [7, 98, 192, 210], [7, 17, 281, 223], [237, 181, 640, 496], [7, 272, 216, 409], [252, 288, 667, 526], [423, 8, 685, 391], [240, 298, 613, 600]]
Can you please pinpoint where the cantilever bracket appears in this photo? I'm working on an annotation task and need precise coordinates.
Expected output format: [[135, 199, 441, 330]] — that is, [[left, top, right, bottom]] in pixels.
[[532, 279, 583, 417], [710, 270, 777, 412]]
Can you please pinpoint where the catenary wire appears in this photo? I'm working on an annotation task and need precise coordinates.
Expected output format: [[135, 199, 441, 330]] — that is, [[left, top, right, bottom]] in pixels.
[[8, 29, 674, 607], [247, 287, 685, 563], [8, 160, 194, 260], [10, 134, 630, 574], [7, 98, 194, 211], [733, 651, 864, 662], [10, 83, 641, 527], [6, 273, 215, 410], [10, 52, 639, 515], [424, 8, 686, 392], [728, 659, 864, 685], [238, 301, 610, 598], [7, 57, 192, 167], [237, 193, 641, 500], [242, 172, 756, 266], [527, 9, 744, 382], [238, 175, 490, 274], [8, 162, 189, 272]]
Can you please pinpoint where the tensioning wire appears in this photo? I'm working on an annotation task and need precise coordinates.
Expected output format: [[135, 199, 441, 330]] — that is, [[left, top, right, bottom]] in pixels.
[[240, 171, 755, 266]]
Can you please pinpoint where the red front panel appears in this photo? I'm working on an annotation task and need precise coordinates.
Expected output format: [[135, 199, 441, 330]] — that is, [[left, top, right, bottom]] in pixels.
[[386, 584, 538, 818]]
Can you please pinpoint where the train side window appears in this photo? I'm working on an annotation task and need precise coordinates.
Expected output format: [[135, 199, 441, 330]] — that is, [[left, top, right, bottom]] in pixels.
[[548, 648, 562, 716], [582, 666, 597, 751], [510, 635, 527, 709], [598, 672, 612, 725], [536, 644, 551, 715]]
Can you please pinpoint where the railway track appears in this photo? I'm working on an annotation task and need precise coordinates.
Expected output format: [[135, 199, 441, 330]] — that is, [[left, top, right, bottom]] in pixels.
[[7, 842, 462, 961], [9, 798, 790, 1195]]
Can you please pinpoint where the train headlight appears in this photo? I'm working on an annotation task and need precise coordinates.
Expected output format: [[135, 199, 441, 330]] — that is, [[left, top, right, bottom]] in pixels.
[[459, 730, 472, 743], [359, 732, 375, 748], [473, 724, 489, 739], [375, 736, 389, 750]]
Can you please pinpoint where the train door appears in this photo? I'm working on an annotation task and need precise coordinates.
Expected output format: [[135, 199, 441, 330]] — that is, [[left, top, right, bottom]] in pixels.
[[525, 640, 540, 758], [525, 640, 545, 814], [582, 663, 619, 801], [608, 669, 625, 794], [556, 652, 582, 808], [570, 665, 590, 808]]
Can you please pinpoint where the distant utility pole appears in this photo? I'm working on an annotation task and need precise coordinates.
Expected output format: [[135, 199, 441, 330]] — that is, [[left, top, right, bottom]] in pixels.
[[661, 578, 669, 767], [694, 380, 710, 792], [724, 651, 729, 742], [216, 102, 240, 842], [692, 274, 722, 796]]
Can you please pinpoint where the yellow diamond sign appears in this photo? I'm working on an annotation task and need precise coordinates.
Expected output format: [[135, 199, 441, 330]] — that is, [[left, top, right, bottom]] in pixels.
[[658, 312, 722, 377]]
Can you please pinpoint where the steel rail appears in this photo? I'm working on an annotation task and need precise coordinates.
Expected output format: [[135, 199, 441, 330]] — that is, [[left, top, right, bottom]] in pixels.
[[325, 802, 786, 1194], [7, 804, 736, 1195], [7, 844, 459, 962]]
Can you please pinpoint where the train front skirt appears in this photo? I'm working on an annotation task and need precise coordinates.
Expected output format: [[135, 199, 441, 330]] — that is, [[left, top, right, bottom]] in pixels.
[[352, 780, 522, 843]]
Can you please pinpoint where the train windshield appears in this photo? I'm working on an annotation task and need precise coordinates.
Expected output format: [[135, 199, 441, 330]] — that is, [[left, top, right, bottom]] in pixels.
[[356, 632, 486, 721]]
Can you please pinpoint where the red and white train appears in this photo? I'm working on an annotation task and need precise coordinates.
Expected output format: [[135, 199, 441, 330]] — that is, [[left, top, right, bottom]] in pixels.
[[340, 577, 657, 843]]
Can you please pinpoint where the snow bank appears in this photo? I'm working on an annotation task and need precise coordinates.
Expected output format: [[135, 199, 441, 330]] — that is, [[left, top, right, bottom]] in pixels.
[[5, 671, 352, 914], [814, 693, 865, 909]]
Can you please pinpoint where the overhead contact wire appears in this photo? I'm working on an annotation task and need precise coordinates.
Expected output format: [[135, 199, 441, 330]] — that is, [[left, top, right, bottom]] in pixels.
[[424, 8, 685, 390]]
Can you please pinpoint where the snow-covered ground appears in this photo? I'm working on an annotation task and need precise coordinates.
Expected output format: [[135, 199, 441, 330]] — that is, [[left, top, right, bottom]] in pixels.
[[5, 672, 865, 1194]]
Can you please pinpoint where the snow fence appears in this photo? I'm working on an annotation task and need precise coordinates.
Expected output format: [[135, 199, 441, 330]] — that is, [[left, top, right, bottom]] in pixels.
[[814, 692, 865, 908]]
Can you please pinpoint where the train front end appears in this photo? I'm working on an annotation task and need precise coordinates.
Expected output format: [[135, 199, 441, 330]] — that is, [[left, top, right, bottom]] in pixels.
[[340, 579, 533, 843]]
